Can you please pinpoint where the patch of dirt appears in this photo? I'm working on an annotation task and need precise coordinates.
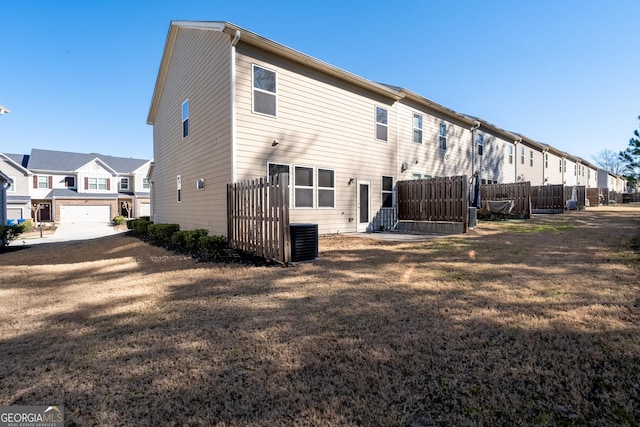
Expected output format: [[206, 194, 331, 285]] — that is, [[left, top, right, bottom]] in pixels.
[[1, 204, 639, 426]]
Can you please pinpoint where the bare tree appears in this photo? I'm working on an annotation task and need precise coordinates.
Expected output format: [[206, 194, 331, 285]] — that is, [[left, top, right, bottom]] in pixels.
[[591, 149, 626, 175], [121, 201, 133, 218]]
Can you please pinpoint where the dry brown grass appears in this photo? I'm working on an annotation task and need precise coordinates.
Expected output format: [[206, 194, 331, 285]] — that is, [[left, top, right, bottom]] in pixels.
[[1, 205, 639, 426]]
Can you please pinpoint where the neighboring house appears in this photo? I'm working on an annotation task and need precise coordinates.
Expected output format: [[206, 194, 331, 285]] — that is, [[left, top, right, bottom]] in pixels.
[[0, 170, 12, 225], [0, 149, 151, 224], [147, 21, 618, 237]]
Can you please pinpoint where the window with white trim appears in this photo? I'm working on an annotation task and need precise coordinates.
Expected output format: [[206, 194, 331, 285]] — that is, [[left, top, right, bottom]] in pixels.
[[545, 153, 548, 169], [529, 150, 533, 167], [413, 113, 422, 144], [253, 65, 277, 116], [477, 134, 484, 156], [143, 178, 150, 189], [376, 106, 388, 141], [508, 146, 513, 164], [120, 177, 129, 190], [559, 159, 562, 173], [520, 147, 525, 164], [38, 175, 49, 189], [177, 175, 181, 203], [317, 169, 335, 208], [182, 100, 189, 138], [382, 176, 393, 208], [294, 166, 313, 208], [438, 123, 447, 150], [268, 163, 290, 181], [7, 176, 15, 192]]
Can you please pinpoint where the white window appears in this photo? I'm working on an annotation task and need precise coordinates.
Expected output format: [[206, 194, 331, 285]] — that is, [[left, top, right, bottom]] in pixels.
[[143, 178, 150, 189], [268, 163, 290, 180], [520, 147, 525, 164], [317, 169, 335, 208], [182, 100, 189, 138], [382, 176, 393, 208], [177, 175, 181, 202], [439, 123, 447, 150], [530, 151, 534, 167], [120, 177, 129, 190], [477, 134, 484, 156], [88, 178, 97, 190], [545, 153, 548, 169], [253, 65, 277, 116], [294, 166, 313, 208], [559, 159, 562, 173], [7, 176, 15, 192], [413, 114, 422, 144], [38, 175, 49, 189], [90, 178, 108, 190], [508, 146, 513, 164], [376, 107, 388, 141]]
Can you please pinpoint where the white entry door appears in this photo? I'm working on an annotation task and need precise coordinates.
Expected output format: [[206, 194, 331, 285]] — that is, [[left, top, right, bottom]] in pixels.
[[356, 180, 370, 232]]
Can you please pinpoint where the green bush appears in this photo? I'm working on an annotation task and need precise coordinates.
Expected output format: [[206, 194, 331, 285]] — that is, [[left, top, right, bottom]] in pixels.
[[14, 220, 33, 233], [147, 223, 180, 245], [129, 218, 152, 236], [1, 225, 25, 247], [112, 215, 125, 225], [197, 235, 228, 260], [170, 229, 209, 253]]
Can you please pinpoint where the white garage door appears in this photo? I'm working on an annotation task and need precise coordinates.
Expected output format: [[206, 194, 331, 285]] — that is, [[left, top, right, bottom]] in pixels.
[[139, 203, 150, 217], [60, 205, 112, 224]]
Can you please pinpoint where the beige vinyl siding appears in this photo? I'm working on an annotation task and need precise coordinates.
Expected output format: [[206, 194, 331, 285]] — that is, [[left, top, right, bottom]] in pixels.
[[516, 143, 544, 185], [586, 165, 598, 188], [475, 132, 514, 184], [0, 160, 29, 195], [563, 158, 577, 186], [543, 151, 564, 185], [151, 27, 233, 234], [396, 101, 472, 180], [233, 44, 397, 234]]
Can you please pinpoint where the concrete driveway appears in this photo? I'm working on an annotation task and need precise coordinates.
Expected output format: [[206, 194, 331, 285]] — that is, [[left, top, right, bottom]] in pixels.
[[10, 221, 126, 246]]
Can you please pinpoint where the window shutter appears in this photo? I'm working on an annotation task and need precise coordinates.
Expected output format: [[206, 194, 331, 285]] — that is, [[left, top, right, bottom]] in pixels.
[[107, 179, 110, 191], [48, 176, 53, 189], [84, 177, 89, 190], [33, 175, 38, 188]]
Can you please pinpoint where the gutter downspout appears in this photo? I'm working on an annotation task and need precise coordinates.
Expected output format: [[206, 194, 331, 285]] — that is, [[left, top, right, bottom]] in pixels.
[[230, 29, 241, 182], [470, 122, 481, 205]]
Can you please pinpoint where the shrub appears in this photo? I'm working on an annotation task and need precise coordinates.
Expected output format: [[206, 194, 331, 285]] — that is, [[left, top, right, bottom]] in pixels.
[[15, 220, 33, 233], [129, 219, 152, 236], [197, 235, 228, 261], [112, 215, 125, 225], [1, 225, 25, 247], [147, 223, 180, 245]]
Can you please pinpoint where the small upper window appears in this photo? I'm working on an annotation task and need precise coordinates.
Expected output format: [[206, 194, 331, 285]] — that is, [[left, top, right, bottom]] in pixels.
[[545, 153, 549, 169], [143, 178, 150, 189], [182, 100, 189, 138], [413, 114, 422, 144], [38, 175, 49, 189], [520, 147, 525, 164], [7, 176, 15, 192], [439, 123, 447, 150], [376, 107, 388, 141], [477, 134, 484, 156], [120, 177, 129, 190], [253, 65, 277, 117], [559, 159, 563, 173], [64, 176, 75, 188], [530, 150, 534, 167], [382, 176, 394, 208], [508, 146, 513, 164]]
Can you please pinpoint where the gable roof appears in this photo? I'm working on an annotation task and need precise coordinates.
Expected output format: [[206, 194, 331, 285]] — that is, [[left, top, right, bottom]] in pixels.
[[147, 20, 403, 125], [1, 153, 31, 175], [25, 149, 149, 173]]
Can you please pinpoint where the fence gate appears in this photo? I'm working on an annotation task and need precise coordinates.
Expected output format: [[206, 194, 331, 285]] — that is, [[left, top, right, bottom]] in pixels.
[[227, 173, 290, 264]]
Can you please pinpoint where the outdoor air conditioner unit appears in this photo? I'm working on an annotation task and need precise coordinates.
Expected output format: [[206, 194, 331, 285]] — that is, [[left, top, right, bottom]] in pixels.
[[290, 223, 318, 262], [468, 207, 477, 228]]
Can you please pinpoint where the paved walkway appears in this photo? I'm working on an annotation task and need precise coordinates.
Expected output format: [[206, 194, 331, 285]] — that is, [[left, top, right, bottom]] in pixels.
[[10, 222, 126, 246]]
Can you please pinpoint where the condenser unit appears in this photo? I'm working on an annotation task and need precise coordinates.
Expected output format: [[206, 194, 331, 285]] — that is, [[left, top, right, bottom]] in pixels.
[[290, 223, 318, 262]]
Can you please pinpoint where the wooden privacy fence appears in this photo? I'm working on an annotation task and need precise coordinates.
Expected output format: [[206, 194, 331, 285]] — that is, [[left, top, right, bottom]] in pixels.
[[481, 182, 531, 218], [586, 187, 608, 206], [563, 185, 586, 210], [531, 184, 564, 212], [227, 173, 290, 264], [397, 176, 468, 224]]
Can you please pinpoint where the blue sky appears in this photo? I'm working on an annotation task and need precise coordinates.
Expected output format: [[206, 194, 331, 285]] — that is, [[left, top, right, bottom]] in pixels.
[[1, 1, 638, 164]]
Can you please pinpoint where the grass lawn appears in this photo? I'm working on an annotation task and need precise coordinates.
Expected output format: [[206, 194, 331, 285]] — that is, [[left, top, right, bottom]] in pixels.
[[1, 204, 639, 426]]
